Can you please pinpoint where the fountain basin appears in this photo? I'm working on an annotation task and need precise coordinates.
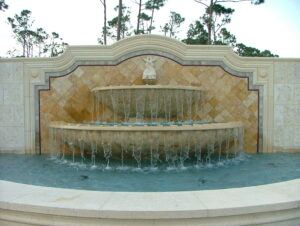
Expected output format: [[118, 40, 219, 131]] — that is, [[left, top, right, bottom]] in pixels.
[[1, 153, 299, 225], [92, 85, 204, 121], [1, 179, 299, 225], [48, 121, 244, 167], [1, 153, 299, 191]]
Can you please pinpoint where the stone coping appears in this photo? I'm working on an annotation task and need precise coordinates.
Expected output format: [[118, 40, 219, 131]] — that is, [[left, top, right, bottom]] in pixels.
[[49, 122, 243, 131], [0, 179, 299, 220], [91, 85, 205, 92]]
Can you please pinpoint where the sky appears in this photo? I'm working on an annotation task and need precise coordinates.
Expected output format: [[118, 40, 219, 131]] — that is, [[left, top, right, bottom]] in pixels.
[[0, 0, 299, 58]]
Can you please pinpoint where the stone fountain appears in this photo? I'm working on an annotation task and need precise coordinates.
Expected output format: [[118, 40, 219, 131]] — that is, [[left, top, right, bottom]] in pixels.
[[49, 56, 244, 168]]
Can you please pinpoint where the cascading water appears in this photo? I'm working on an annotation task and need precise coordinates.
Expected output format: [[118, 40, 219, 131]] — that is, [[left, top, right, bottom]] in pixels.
[[91, 86, 202, 123], [48, 85, 244, 169]]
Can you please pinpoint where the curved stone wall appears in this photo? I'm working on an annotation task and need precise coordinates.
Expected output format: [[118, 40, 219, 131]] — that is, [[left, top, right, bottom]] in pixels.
[[1, 179, 299, 225]]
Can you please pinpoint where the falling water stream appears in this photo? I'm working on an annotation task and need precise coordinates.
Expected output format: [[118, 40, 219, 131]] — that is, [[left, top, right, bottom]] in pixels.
[[48, 124, 244, 169], [49, 86, 244, 170]]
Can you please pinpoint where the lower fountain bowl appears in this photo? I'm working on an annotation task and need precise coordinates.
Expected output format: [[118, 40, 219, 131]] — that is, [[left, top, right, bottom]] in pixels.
[[48, 121, 244, 167]]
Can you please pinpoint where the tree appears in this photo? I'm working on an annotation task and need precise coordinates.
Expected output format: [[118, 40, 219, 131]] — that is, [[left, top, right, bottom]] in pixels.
[[210, 4, 234, 43], [0, 0, 8, 12], [133, 0, 151, 34], [183, 20, 278, 57], [161, 11, 185, 38], [107, 5, 132, 40], [182, 20, 208, 44], [138, 12, 152, 34], [214, 27, 236, 45], [198, 3, 234, 44], [145, 0, 167, 33], [194, 0, 264, 44], [182, 11, 278, 57], [44, 32, 68, 57], [7, 10, 67, 57], [33, 28, 48, 57], [7, 10, 35, 57], [135, 0, 143, 34], [235, 43, 279, 57], [117, 0, 122, 40], [99, 0, 107, 45], [184, 22, 236, 46]]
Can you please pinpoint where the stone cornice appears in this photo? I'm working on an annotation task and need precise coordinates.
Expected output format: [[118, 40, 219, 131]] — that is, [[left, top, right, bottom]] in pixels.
[[1, 35, 298, 66]]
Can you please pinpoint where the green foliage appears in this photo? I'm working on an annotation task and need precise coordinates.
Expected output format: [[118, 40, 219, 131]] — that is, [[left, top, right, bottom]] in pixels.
[[235, 43, 278, 57], [136, 12, 152, 34], [161, 11, 185, 37], [194, 0, 264, 5], [182, 20, 209, 44], [145, 0, 166, 10], [140, 12, 151, 21], [251, 0, 264, 5], [98, 27, 106, 45], [7, 9, 67, 57], [134, 0, 152, 35], [188, 0, 277, 57], [107, 5, 132, 40], [7, 10, 35, 57], [0, 0, 8, 12], [134, 0, 151, 35], [215, 28, 236, 45], [44, 32, 68, 57], [182, 16, 278, 57], [206, 4, 234, 43], [33, 27, 48, 56], [193, 0, 266, 44], [145, 0, 167, 33], [210, 3, 234, 15], [193, 1, 235, 44]]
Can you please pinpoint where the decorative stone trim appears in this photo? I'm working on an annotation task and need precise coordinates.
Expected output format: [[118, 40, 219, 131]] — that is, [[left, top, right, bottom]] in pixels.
[[1, 179, 299, 224]]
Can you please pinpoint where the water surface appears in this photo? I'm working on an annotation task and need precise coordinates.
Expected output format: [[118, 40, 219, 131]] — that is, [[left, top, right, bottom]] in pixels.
[[0, 153, 299, 192]]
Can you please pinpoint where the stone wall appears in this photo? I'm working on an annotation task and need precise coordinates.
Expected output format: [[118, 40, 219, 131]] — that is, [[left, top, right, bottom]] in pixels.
[[273, 61, 300, 152], [40, 56, 258, 153], [0, 35, 299, 154], [0, 62, 25, 153]]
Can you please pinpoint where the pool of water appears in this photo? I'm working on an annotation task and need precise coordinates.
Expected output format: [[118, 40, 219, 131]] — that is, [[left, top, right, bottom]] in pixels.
[[0, 153, 299, 192]]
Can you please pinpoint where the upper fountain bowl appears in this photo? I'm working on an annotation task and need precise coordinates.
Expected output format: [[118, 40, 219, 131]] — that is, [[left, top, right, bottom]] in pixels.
[[91, 85, 205, 122]]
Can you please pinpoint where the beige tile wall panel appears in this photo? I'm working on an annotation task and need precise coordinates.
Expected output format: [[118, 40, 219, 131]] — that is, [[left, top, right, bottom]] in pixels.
[[40, 57, 258, 153]]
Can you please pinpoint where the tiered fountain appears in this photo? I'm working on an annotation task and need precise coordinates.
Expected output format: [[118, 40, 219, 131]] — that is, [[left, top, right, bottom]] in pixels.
[[49, 56, 244, 169]]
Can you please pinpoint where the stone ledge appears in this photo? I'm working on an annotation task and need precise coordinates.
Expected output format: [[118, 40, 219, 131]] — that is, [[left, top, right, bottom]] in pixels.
[[91, 85, 205, 92], [49, 121, 243, 131], [0, 179, 299, 224]]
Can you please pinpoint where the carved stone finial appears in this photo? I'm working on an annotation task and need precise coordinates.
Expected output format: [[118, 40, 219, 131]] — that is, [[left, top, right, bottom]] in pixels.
[[142, 56, 157, 84]]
